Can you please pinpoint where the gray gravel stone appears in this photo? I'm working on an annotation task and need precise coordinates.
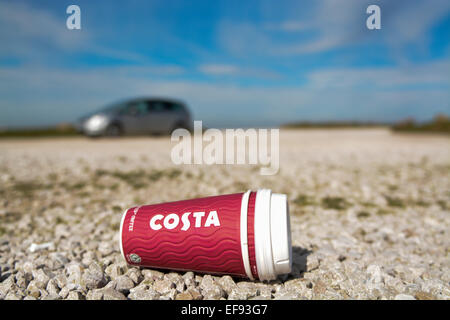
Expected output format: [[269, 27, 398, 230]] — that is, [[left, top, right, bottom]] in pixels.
[[366, 265, 383, 285], [161, 288, 178, 300], [164, 272, 185, 292], [175, 291, 193, 300], [22, 261, 35, 274], [394, 294, 416, 300], [250, 295, 272, 300], [85, 288, 104, 300], [228, 288, 248, 300], [194, 275, 203, 285], [54, 224, 70, 239], [32, 269, 50, 288], [200, 275, 226, 300], [46, 278, 60, 296], [4, 291, 22, 300], [105, 263, 126, 280], [115, 275, 135, 294], [273, 292, 304, 300], [141, 269, 164, 281], [199, 274, 215, 289], [58, 286, 70, 299], [1, 131, 449, 300], [199, 274, 226, 300], [42, 293, 62, 300], [153, 279, 176, 295], [49, 252, 69, 269], [65, 263, 83, 287], [54, 274, 67, 290], [202, 287, 225, 300], [98, 242, 114, 257], [0, 276, 15, 299], [15, 270, 32, 289], [100, 288, 127, 300], [26, 281, 41, 299], [128, 287, 160, 300], [126, 268, 142, 284], [67, 291, 85, 300], [306, 255, 320, 271], [284, 278, 307, 293], [82, 262, 107, 290], [182, 272, 195, 287], [186, 286, 203, 300], [81, 251, 96, 266], [217, 276, 236, 294]]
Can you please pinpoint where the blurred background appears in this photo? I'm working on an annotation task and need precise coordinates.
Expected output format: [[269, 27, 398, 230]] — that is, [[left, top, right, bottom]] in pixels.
[[0, 0, 448, 134], [0, 0, 449, 301]]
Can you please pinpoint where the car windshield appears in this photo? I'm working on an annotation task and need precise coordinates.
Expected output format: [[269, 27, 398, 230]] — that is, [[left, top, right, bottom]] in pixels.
[[81, 102, 124, 119], [98, 102, 125, 113]]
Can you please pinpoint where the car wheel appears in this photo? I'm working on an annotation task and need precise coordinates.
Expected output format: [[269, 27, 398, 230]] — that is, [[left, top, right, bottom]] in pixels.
[[104, 124, 122, 137]]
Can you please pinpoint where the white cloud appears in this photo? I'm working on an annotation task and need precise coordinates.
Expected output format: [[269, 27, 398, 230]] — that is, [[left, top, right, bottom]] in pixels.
[[198, 63, 280, 79], [0, 1, 448, 128], [0, 60, 448, 128], [0, 1, 147, 63], [198, 64, 239, 75], [306, 60, 450, 89], [0, 2, 87, 56], [264, 21, 310, 32], [218, 0, 450, 56]]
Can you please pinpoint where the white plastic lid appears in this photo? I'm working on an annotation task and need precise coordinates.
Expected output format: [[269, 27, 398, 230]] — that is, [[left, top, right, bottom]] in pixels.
[[254, 189, 292, 281], [270, 193, 292, 275]]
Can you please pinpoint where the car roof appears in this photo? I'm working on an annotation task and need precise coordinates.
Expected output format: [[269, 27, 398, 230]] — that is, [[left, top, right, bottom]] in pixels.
[[129, 97, 186, 106]]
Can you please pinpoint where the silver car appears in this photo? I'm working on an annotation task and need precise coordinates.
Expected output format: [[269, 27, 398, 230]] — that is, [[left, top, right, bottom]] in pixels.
[[76, 98, 192, 137]]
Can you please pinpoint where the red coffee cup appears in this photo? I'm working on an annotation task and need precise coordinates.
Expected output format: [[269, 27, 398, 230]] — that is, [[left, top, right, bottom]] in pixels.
[[119, 189, 292, 281]]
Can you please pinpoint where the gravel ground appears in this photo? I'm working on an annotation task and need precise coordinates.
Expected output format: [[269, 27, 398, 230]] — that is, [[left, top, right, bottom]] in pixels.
[[0, 129, 449, 300]]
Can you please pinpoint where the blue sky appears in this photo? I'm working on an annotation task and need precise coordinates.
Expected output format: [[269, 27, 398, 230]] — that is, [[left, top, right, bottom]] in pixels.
[[0, 0, 449, 128]]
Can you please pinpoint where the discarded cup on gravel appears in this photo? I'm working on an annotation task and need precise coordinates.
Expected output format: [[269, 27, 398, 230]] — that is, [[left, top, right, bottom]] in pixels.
[[119, 189, 292, 281]]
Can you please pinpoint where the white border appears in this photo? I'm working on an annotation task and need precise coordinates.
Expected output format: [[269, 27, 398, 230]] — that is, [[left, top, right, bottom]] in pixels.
[[119, 207, 129, 264], [239, 190, 253, 280]]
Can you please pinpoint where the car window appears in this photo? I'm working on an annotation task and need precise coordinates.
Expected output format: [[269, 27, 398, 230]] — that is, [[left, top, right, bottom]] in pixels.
[[123, 101, 148, 116], [150, 102, 165, 112], [99, 101, 126, 113], [148, 101, 172, 112], [164, 103, 177, 111], [146, 101, 184, 112], [171, 103, 184, 111]]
